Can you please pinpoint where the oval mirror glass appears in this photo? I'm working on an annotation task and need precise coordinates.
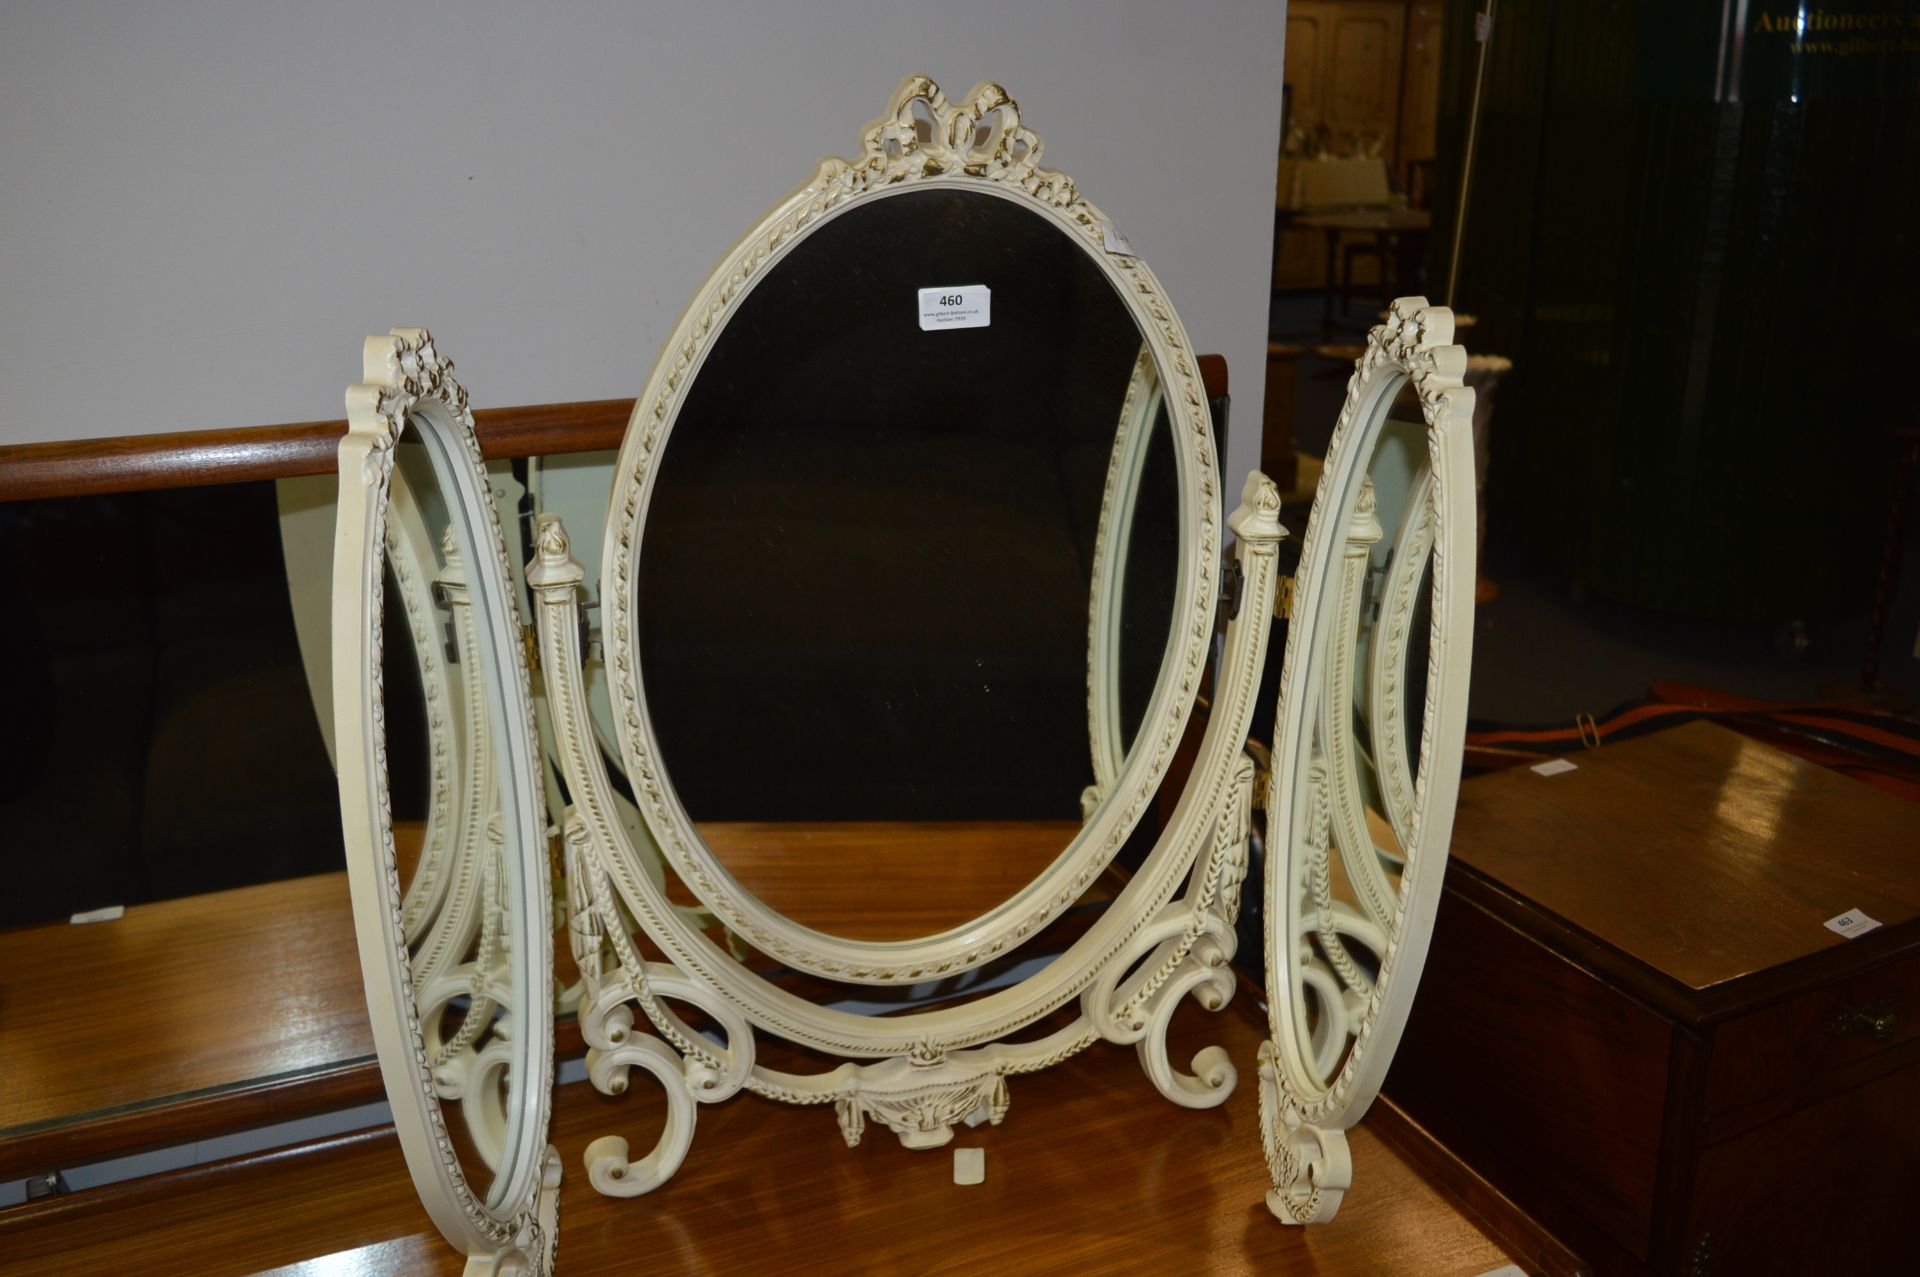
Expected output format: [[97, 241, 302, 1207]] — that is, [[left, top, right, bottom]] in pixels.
[[635, 185, 1185, 943]]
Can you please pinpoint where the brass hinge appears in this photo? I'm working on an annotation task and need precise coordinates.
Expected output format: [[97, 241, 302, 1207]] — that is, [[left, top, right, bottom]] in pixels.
[[1274, 575, 1295, 620], [1221, 560, 1245, 621]]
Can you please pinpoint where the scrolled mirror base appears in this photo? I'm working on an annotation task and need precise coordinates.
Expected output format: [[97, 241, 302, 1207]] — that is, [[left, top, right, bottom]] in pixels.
[[460, 1146, 562, 1276], [1257, 1045, 1353, 1226], [531, 472, 1283, 1191]]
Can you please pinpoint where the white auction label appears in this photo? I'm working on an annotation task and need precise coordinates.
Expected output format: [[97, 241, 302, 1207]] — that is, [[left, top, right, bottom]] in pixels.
[[918, 284, 990, 331], [70, 905, 125, 925], [1101, 221, 1137, 257], [1530, 757, 1578, 777], [1824, 907, 1882, 938]]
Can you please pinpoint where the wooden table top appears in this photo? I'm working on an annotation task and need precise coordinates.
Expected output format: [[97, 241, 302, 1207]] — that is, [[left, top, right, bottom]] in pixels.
[[6, 995, 1568, 1277], [0, 871, 372, 1141], [699, 819, 1087, 941], [1450, 721, 1920, 995], [0, 820, 1097, 1171]]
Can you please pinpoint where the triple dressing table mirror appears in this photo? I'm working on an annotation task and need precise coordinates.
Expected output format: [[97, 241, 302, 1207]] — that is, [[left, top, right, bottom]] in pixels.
[[322, 76, 1479, 1268]]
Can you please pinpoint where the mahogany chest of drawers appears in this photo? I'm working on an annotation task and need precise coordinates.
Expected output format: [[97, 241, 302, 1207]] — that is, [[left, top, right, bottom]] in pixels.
[[1385, 722, 1920, 1276]]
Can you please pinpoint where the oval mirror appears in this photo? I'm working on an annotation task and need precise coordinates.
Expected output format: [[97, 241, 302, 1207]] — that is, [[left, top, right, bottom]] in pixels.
[[1258, 298, 1478, 1224], [334, 329, 559, 1269], [604, 79, 1216, 982], [531, 78, 1290, 1184]]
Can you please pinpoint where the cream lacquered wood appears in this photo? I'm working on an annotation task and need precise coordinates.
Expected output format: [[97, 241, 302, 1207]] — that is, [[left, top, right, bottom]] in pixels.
[[532, 75, 1288, 1181], [333, 329, 560, 1273], [1258, 298, 1478, 1224]]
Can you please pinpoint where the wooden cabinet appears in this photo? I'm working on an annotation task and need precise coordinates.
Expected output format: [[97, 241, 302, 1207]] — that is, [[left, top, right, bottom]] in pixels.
[[1399, 3, 1445, 193], [1683, 1065, 1920, 1276], [1277, 2, 1442, 291], [1287, 2, 1407, 144], [1386, 723, 1920, 1275]]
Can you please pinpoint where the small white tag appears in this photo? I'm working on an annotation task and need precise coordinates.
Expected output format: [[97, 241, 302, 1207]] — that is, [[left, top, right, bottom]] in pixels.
[[953, 1147, 985, 1185], [1530, 758, 1578, 777], [1474, 11, 1494, 41], [1472, 1267, 1526, 1277], [962, 1103, 990, 1129], [1101, 221, 1137, 257], [1824, 908, 1882, 938], [70, 905, 125, 925], [918, 284, 990, 331]]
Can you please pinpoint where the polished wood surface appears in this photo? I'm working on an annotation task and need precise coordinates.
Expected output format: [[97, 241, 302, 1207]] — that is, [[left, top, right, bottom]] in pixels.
[[1391, 890, 1671, 1260], [1681, 1059, 1920, 1277], [1, 822, 1112, 1176], [3, 999, 1562, 1277], [1703, 954, 1920, 1123], [0, 360, 1227, 506], [700, 821, 1086, 941], [0, 873, 372, 1176], [1450, 721, 1920, 994], [1390, 723, 1920, 1274], [1197, 351, 1228, 400], [0, 399, 632, 502]]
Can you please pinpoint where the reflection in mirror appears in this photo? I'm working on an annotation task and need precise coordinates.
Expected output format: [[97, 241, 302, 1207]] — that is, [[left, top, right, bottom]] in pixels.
[[0, 479, 362, 1162], [637, 186, 1183, 941], [1288, 378, 1435, 1088], [0, 482, 344, 931], [1086, 351, 1180, 811], [387, 429, 524, 1210]]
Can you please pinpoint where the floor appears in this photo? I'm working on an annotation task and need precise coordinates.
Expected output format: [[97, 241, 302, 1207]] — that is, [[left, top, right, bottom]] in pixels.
[[1270, 291, 1920, 727]]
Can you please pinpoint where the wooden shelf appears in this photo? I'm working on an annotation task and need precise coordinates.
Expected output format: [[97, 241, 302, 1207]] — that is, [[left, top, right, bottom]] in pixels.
[[3, 996, 1580, 1276]]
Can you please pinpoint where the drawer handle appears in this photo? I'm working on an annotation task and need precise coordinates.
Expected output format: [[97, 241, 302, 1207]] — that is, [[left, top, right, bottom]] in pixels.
[[1830, 999, 1898, 1042]]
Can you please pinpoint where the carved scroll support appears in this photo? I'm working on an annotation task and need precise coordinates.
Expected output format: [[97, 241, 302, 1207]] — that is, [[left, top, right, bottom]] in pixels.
[[1257, 1042, 1352, 1225], [1082, 474, 1284, 1110], [565, 809, 760, 1196]]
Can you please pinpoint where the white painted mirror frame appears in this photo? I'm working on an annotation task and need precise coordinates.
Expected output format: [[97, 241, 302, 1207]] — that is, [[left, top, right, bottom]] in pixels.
[[528, 75, 1288, 1191], [334, 329, 561, 1273], [1258, 298, 1478, 1224]]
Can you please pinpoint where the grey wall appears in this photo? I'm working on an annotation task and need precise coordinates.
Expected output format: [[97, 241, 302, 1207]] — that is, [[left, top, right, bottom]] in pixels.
[[0, 2, 1283, 487]]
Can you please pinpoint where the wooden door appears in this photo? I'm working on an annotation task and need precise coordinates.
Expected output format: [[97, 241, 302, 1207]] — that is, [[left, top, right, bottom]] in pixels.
[[1277, 2, 1418, 292], [1399, 2, 1446, 197], [1324, 2, 1406, 146]]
